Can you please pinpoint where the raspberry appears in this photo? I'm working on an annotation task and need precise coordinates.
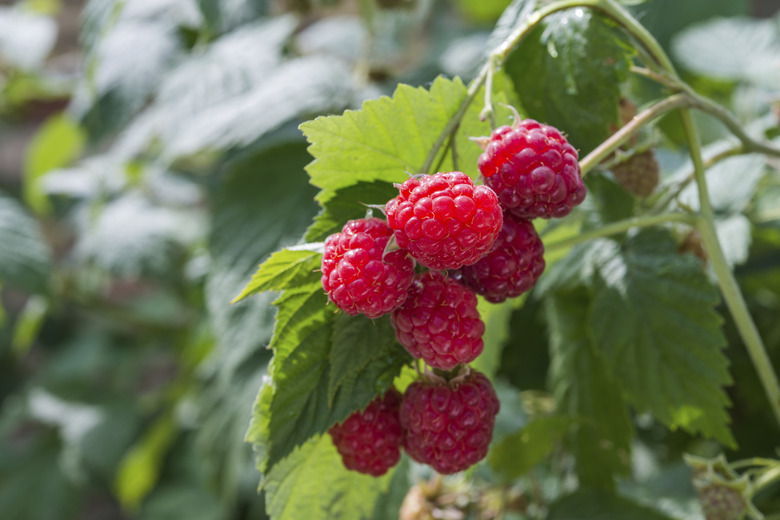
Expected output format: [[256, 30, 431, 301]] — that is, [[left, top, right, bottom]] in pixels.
[[385, 171, 503, 270], [477, 116, 586, 219], [611, 149, 660, 197], [321, 217, 415, 318], [698, 484, 748, 520], [391, 271, 484, 370], [458, 214, 545, 303], [400, 370, 500, 474], [328, 388, 404, 476]]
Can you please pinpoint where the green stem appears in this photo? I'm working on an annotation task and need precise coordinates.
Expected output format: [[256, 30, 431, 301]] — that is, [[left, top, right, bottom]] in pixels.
[[544, 212, 695, 251], [579, 94, 689, 176], [680, 109, 780, 430]]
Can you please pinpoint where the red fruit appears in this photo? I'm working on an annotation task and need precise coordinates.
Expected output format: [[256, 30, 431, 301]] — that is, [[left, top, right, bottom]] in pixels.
[[321, 218, 415, 318], [477, 117, 586, 219], [400, 370, 500, 474], [385, 171, 503, 270], [459, 214, 545, 303], [329, 388, 404, 476], [391, 271, 484, 370]]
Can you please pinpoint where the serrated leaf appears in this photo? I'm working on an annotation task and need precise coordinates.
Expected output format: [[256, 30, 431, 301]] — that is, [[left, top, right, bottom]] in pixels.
[[505, 9, 635, 154], [264, 434, 397, 520], [206, 141, 318, 375], [305, 180, 398, 242], [300, 77, 512, 204], [589, 228, 734, 446], [164, 56, 355, 160], [247, 285, 409, 474], [328, 314, 410, 407], [548, 489, 676, 520], [112, 16, 297, 161], [489, 415, 575, 480], [537, 239, 617, 296], [233, 249, 323, 303], [0, 190, 51, 294], [546, 290, 632, 490]]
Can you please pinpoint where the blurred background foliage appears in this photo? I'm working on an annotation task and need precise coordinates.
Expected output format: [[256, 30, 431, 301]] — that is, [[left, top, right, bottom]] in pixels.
[[0, 0, 779, 519]]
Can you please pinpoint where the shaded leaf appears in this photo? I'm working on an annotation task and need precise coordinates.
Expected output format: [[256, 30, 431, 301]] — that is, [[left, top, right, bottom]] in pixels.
[[589, 229, 734, 446], [546, 290, 632, 490], [232, 248, 323, 304], [0, 190, 51, 294], [548, 488, 676, 520], [505, 9, 635, 154], [489, 415, 575, 480]]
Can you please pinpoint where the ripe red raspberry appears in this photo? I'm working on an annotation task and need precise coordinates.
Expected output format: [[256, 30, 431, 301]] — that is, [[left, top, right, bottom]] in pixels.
[[477, 115, 586, 219], [400, 370, 500, 474], [391, 271, 484, 370], [385, 171, 503, 270], [321, 218, 415, 319], [329, 388, 404, 476], [458, 214, 545, 303]]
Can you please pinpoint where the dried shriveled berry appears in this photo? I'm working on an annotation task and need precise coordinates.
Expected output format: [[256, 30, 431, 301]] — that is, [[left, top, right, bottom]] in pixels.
[[611, 149, 660, 197], [391, 271, 484, 370], [321, 217, 415, 318], [385, 171, 503, 270], [329, 388, 404, 476], [400, 370, 500, 474], [459, 214, 545, 303]]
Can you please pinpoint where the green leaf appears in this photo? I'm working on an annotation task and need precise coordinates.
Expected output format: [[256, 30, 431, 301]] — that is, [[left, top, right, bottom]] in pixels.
[[589, 228, 734, 446], [0, 190, 51, 294], [305, 180, 399, 242], [489, 415, 575, 480], [546, 290, 632, 490], [505, 9, 635, 154], [232, 248, 323, 304], [247, 302, 410, 474], [548, 489, 676, 520], [678, 154, 765, 214], [300, 76, 511, 204], [328, 314, 411, 407], [23, 114, 86, 215], [206, 141, 318, 374], [486, 0, 536, 51], [264, 434, 397, 520], [452, 0, 512, 23]]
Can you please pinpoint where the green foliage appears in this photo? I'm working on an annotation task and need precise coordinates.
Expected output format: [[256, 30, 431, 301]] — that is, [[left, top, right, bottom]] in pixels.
[[0, 190, 51, 294], [548, 488, 676, 519], [489, 415, 575, 480], [505, 8, 635, 154], [263, 434, 397, 520]]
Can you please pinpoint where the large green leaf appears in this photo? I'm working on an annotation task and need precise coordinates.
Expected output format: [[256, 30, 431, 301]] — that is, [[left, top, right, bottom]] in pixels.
[[206, 141, 318, 376], [505, 8, 635, 154], [232, 248, 323, 304], [247, 303, 410, 475], [589, 229, 734, 446], [548, 489, 676, 520], [0, 190, 51, 294], [300, 76, 511, 204], [264, 434, 397, 520], [546, 290, 632, 491]]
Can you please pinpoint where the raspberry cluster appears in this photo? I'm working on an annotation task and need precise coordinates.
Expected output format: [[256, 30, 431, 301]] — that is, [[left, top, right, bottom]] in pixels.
[[322, 108, 581, 476]]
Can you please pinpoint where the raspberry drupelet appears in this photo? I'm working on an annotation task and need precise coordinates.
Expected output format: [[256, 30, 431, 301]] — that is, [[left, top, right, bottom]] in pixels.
[[400, 370, 500, 474], [458, 213, 545, 303], [477, 110, 586, 219], [385, 171, 502, 270], [329, 388, 404, 476], [321, 217, 415, 318], [391, 271, 485, 370]]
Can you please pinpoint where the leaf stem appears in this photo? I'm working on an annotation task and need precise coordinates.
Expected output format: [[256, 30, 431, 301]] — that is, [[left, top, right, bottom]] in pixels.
[[680, 108, 780, 430], [579, 94, 689, 176], [543, 212, 695, 251]]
